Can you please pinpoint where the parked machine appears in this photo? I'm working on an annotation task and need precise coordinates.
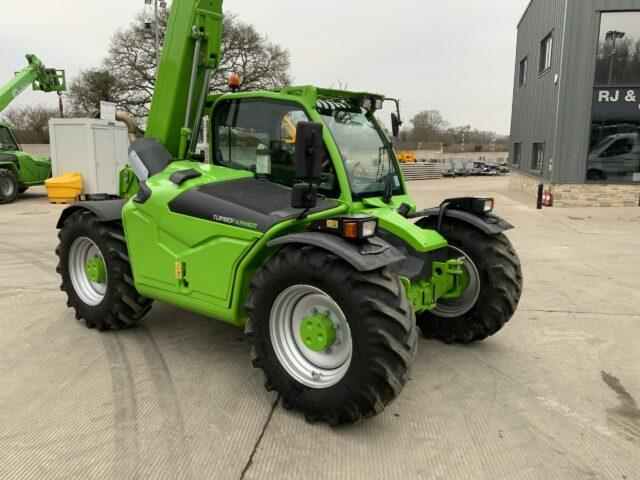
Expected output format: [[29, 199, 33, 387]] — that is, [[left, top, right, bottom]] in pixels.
[[55, 0, 523, 425], [0, 54, 66, 204], [469, 160, 494, 176], [454, 161, 469, 176], [442, 160, 455, 177], [496, 160, 510, 174], [396, 150, 416, 163]]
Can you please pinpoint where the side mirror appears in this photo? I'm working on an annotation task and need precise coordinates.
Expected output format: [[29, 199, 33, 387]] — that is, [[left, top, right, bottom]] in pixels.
[[292, 121, 323, 210], [294, 121, 323, 180], [391, 113, 401, 138], [291, 183, 319, 210]]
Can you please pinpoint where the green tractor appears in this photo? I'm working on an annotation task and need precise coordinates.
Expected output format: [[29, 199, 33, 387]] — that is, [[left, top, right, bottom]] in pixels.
[[0, 54, 66, 204], [56, 0, 522, 424]]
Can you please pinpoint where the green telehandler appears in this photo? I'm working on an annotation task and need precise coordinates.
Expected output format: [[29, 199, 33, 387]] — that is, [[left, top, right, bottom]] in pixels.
[[0, 54, 66, 204], [56, 0, 522, 424]]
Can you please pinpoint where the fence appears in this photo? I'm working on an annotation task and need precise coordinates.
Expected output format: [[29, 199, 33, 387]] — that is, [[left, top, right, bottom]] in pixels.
[[400, 162, 444, 181]]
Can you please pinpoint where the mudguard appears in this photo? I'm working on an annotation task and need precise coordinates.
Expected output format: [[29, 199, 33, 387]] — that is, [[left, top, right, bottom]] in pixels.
[[267, 233, 405, 272], [412, 207, 514, 235], [56, 200, 127, 229], [0, 160, 20, 176]]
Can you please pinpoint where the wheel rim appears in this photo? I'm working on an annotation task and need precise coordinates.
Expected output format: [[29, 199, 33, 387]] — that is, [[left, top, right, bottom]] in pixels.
[[0, 177, 14, 197], [431, 245, 481, 318], [270, 285, 352, 389], [69, 237, 107, 306]]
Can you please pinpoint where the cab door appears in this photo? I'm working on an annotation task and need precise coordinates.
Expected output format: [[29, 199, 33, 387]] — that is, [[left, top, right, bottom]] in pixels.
[[213, 97, 339, 198]]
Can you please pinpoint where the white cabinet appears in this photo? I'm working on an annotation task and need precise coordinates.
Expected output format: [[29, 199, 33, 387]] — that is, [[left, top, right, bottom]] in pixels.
[[49, 118, 129, 195]]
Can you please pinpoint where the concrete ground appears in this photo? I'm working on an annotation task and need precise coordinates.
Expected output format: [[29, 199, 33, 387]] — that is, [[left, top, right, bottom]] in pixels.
[[0, 177, 638, 479]]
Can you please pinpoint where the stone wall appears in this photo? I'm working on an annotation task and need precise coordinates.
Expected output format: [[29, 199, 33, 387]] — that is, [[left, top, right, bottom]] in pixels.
[[509, 170, 640, 207]]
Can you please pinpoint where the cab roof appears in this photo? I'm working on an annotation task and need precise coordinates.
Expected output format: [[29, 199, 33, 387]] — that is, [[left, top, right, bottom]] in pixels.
[[207, 85, 386, 109]]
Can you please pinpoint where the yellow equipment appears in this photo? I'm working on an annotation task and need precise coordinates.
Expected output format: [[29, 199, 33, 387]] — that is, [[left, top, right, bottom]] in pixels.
[[282, 114, 297, 144], [45, 172, 82, 204], [396, 150, 416, 163]]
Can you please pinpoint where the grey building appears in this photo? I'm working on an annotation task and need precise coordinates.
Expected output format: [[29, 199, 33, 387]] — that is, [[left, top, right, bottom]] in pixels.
[[509, 0, 640, 206]]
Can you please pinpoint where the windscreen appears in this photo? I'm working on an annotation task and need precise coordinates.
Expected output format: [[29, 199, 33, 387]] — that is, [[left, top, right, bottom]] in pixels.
[[319, 105, 401, 199]]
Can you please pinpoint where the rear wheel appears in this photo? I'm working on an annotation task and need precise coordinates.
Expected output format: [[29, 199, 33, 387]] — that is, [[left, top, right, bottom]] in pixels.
[[0, 170, 19, 204], [245, 245, 417, 425], [56, 210, 153, 330], [416, 218, 523, 344]]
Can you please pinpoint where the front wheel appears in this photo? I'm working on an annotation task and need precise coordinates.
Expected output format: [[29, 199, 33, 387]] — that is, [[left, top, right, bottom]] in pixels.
[[245, 245, 417, 425], [416, 218, 523, 344]]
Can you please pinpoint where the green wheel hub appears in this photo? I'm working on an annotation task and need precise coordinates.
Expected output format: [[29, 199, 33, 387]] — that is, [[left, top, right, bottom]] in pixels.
[[85, 258, 106, 283], [300, 314, 337, 352]]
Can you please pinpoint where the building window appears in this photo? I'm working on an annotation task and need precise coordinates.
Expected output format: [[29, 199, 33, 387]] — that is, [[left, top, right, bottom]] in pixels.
[[589, 11, 640, 183], [587, 120, 640, 182], [512, 142, 522, 166], [539, 33, 553, 73], [594, 11, 640, 85], [518, 57, 528, 87], [532, 142, 544, 171]]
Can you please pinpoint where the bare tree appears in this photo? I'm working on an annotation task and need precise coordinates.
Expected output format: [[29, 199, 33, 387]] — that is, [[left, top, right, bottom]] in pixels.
[[213, 13, 291, 92], [329, 77, 349, 90], [447, 125, 470, 145], [409, 110, 448, 142], [4, 104, 60, 143], [103, 10, 168, 122], [67, 69, 124, 117], [71, 8, 291, 126]]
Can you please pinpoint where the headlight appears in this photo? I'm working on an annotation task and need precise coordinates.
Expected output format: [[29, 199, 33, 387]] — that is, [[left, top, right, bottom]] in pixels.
[[471, 198, 494, 214], [310, 215, 378, 240], [361, 220, 378, 238]]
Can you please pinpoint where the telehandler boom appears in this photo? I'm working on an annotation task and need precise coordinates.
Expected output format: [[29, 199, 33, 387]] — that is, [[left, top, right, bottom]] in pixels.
[[56, 0, 522, 425], [0, 54, 66, 204], [0, 54, 66, 113]]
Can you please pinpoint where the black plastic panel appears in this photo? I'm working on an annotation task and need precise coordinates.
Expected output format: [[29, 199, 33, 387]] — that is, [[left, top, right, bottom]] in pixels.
[[170, 169, 202, 186], [169, 177, 338, 232]]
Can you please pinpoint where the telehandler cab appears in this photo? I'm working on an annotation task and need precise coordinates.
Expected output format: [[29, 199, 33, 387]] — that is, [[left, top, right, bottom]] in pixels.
[[0, 54, 66, 204], [56, 0, 522, 424]]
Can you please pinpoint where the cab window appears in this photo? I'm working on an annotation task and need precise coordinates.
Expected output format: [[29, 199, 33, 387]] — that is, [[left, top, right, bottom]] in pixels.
[[213, 98, 339, 197], [0, 126, 19, 152]]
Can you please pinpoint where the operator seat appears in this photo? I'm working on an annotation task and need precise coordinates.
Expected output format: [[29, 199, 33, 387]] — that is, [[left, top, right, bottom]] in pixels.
[[128, 137, 173, 181]]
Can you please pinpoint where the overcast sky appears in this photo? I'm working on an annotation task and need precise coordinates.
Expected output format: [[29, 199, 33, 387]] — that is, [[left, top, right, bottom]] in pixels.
[[0, 0, 529, 134]]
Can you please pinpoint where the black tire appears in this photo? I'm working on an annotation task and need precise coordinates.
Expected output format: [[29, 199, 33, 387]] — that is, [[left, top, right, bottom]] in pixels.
[[245, 245, 417, 425], [56, 210, 153, 330], [0, 169, 19, 204], [415, 218, 523, 344]]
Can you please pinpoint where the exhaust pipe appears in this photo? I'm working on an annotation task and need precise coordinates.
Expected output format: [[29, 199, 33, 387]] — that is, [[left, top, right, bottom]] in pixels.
[[116, 112, 138, 143]]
